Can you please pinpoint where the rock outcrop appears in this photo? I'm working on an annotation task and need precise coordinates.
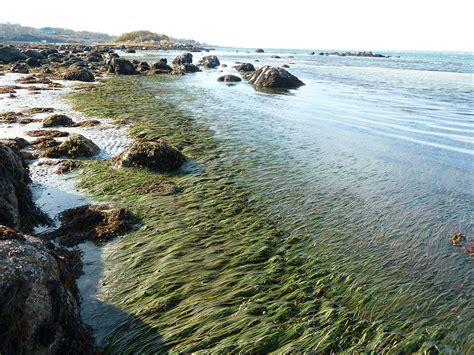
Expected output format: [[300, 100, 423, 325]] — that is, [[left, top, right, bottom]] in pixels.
[[0, 46, 27, 63], [247, 66, 304, 89], [0, 144, 47, 231], [114, 139, 186, 172], [0, 225, 95, 354]]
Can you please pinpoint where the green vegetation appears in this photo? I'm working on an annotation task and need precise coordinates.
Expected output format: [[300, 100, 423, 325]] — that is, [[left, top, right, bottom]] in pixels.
[[116, 31, 169, 44], [0, 23, 113, 43], [67, 77, 467, 353]]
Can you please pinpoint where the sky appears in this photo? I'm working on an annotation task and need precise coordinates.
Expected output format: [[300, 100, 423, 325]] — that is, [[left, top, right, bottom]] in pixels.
[[1, 0, 473, 51]]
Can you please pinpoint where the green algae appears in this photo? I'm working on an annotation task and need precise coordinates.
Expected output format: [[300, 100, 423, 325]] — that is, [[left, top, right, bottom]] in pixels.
[[68, 76, 469, 353]]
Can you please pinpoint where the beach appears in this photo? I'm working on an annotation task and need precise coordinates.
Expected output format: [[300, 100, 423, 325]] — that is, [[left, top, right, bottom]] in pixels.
[[0, 45, 472, 352]]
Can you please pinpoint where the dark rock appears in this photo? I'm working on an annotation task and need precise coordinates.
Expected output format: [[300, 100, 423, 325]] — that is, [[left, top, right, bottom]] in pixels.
[[56, 160, 81, 174], [175, 63, 201, 74], [217, 74, 242, 82], [0, 137, 29, 150], [234, 63, 255, 72], [281, 64, 290, 68], [63, 68, 95, 82], [59, 134, 100, 158], [108, 57, 136, 75], [0, 226, 95, 354], [43, 205, 133, 246], [114, 139, 186, 172], [22, 49, 45, 60], [172, 53, 193, 65], [0, 144, 48, 231], [255, 48, 265, 53], [42, 114, 74, 128], [125, 49, 136, 53], [25, 57, 42, 67], [201, 55, 220, 68], [309, 52, 315, 55], [0, 46, 27, 63], [271, 55, 281, 59], [150, 61, 172, 74], [247, 65, 305, 89]]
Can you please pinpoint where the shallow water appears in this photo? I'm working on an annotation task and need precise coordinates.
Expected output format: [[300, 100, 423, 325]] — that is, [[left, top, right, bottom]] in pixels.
[[126, 49, 473, 341]]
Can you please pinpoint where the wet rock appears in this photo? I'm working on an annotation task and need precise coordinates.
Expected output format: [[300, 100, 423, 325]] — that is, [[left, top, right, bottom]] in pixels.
[[27, 129, 69, 138], [63, 68, 95, 82], [22, 107, 55, 115], [40, 134, 99, 159], [172, 53, 193, 65], [0, 137, 29, 150], [126, 48, 136, 53], [31, 137, 61, 149], [10, 62, 29, 74], [255, 48, 265, 53], [0, 46, 27, 63], [234, 63, 255, 72], [108, 57, 136, 75], [74, 119, 101, 127], [43, 205, 133, 246], [173, 63, 201, 74], [0, 111, 23, 123], [271, 55, 281, 59], [449, 232, 466, 246], [114, 139, 186, 172], [201, 55, 220, 68], [247, 65, 305, 89], [25, 57, 42, 67], [0, 226, 95, 354], [136, 61, 151, 73], [0, 144, 48, 231], [217, 74, 242, 82], [281, 64, 290, 68], [150, 61, 173, 74], [16, 75, 52, 84], [42, 114, 74, 128], [56, 160, 81, 174]]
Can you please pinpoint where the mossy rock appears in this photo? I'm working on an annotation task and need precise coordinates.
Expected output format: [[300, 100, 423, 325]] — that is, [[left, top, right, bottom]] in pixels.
[[59, 133, 100, 158], [114, 139, 186, 172], [42, 114, 74, 128]]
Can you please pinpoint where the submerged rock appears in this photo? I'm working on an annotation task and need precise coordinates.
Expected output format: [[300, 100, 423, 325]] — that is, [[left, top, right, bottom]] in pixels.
[[0, 145, 48, 231], [449, 232, 473, 256], [114, 139, 186, 172], [255, 48, 265, 53], [43, 205, 133, 246], [42, 114, 74, 127], [217, 74, 242, 82], [247, 65, 305, 89], [63, 68, 95, 82], [0, 226, 95, 354]]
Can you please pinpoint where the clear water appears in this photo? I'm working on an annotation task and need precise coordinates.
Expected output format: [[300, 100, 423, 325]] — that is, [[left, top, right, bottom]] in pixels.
[[127, 48, 473, 341]]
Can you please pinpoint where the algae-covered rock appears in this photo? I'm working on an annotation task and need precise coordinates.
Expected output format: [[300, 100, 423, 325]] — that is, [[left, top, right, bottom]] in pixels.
[[59, 133, 100, 158], [114, 139, 186, 172], [43, 204, 133, 246], [63, 68, 95, 82], [42, 114, 74, 128], [0, 225, 95, 354]]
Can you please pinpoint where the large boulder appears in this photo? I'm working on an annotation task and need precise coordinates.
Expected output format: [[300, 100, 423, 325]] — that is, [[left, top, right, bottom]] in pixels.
[[172, 53, 193, 65], [108, 57, 136, 75], [173, 63, 201, 74], [150, 60, 172, 74], [0, 46, 27, 63], [63, 68, 95, 82], [22, 49, 45, 60], [0, 144, 47, 231], [247, 66, 305, 89], [234, 63, 255, 72], [114, 139, 186, 172], [217, 74, 242, 82], [0, 226, 95, 354], [201, 55, 220, 68]]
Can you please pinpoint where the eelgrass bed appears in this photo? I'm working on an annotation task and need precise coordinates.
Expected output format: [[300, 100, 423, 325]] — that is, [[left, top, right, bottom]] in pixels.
[[68, 76, 468, 353]]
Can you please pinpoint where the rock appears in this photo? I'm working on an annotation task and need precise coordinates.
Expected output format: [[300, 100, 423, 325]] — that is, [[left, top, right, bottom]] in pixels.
[[309, 52, 315, 55], [23, 107, 55, 115], [64, 68, 95, 82], [114, 139, 186, 172], [0, 111, 23, 123], [0, 46, 27, 63], [138, 180, 181, 196], [25, 57, 42, 67], [175, 63, 201, 74], [271, 55, 281, 59], [201, 55, 220, 68], [125, 48, 136, 53], [42, 114, 74, 128], [0, 144, 48, 231], [150, 61, 173, 74], [22, 49, 45, 60], [43, 205, 133, 246], [217, 74, 242, 82], [56, 160, 81, 174], [0, 226, 95, 354], [0, 137, 29, 151], [247, 66, 305, 89], [136, 61, 151, 73], [449, 232, 473, 256], [281, 64, 290, 68], [10, 62, 29, 74], [255, 48, 265, 53], [27, 130, 69, 138], [58, 134, 100, 158], [221, 64, 227, 68], [172, 53, 193, 65], [234, 63, 255, 72], [108, 57, 136, 75]]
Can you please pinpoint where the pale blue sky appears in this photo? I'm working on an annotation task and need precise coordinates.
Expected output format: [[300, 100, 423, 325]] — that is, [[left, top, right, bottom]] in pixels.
[[1, 0, 473, 51]]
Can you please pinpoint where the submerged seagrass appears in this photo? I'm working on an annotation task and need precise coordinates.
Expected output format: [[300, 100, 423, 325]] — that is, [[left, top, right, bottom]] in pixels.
[[67, 76, 466, 353]]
